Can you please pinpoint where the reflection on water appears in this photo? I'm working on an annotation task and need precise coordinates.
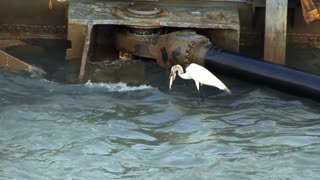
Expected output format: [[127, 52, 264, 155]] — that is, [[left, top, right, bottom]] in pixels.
[[1, 59, 320, 179]]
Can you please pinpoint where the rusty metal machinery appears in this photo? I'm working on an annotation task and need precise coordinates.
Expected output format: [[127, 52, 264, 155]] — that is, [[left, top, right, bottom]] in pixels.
[[114, 2, 169, 20], [112, 3, 214, 68], [68, 1, 240, 81], [115, 29, 211, 68], [115, 27, 161, 61], [156, 31, 211, 68], [111, 2, 216, 69]]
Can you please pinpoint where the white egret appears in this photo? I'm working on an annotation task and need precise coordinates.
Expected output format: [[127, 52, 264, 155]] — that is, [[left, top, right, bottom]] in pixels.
[[169, 63, 231, 99]]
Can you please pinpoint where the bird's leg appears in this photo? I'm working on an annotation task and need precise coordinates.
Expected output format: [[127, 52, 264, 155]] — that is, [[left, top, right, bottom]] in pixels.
[[200, 84, 205, 102], [195, 81, 202, 104], [197, 92, 201, 105]]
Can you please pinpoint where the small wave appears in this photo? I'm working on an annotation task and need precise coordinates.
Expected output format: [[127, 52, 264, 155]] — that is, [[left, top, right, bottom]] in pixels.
[[85, 80, 152, 92]]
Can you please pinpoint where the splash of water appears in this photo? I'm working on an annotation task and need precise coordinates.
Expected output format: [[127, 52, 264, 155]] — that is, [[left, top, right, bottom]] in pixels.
[[85, 80, 152, 92]]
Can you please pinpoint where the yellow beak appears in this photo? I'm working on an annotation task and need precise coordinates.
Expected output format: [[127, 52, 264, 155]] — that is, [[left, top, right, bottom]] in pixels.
[[169, 71, 174, 78]]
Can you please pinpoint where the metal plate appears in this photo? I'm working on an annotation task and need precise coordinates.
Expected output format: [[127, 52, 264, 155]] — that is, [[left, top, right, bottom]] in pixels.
[[68, 1, 240, 30], [126, 3, 161, 16]]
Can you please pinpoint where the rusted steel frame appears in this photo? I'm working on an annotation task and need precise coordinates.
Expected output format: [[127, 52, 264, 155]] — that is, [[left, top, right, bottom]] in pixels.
[[0, 24, 66, 40], [67, 1, 240, 61]]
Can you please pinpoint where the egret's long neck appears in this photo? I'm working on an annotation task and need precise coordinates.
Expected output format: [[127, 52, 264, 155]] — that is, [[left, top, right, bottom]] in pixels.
[[175, 66, 190, 80]]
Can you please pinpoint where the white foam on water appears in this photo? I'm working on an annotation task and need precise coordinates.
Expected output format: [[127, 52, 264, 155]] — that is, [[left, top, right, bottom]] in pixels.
[[85, 80, 152, 92]]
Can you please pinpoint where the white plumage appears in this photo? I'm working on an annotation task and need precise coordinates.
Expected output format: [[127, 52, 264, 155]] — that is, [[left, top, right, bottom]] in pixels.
[[169, 63, 231, 94]]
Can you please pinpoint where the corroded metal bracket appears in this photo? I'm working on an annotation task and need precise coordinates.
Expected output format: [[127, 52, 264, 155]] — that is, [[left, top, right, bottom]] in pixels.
[[115, 30, 211, 68], [156, 31, 211, 68], [115, 28, 159, 60], [0, 25, 66, 39]]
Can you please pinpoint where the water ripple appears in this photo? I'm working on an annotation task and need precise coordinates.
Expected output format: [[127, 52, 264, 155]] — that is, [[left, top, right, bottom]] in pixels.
[[1, 71, 320, 179]]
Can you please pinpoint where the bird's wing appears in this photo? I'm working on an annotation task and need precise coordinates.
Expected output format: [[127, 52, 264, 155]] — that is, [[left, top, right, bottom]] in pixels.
[[186, 63, 230, 92]]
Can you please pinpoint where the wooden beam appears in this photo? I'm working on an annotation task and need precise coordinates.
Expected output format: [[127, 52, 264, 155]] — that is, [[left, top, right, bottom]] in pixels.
[[0, 49, 45, 74], [264, 0, 288, 64], [79, 24, 93, 82]]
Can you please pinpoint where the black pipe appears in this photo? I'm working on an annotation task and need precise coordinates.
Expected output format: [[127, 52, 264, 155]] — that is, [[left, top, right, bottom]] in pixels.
[[204, 47, 320, 100]]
